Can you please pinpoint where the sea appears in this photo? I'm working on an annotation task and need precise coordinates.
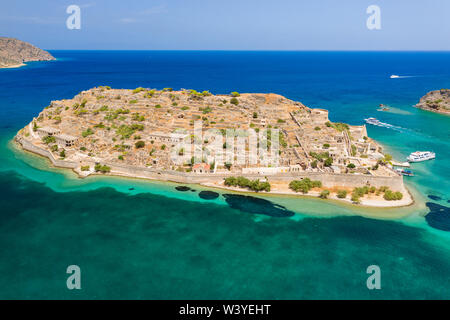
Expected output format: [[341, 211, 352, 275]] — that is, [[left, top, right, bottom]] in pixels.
[[0, 51, 449, 299]]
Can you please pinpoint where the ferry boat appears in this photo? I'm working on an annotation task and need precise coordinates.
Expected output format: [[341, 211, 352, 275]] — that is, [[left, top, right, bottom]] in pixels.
[[407, 151, 436, 162]]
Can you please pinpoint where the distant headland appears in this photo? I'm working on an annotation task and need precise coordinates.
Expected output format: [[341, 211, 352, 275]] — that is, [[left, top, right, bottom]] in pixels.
[[0, 37, 55, 69], [415, 89, 450, 115], [14, 87, 412, 207]]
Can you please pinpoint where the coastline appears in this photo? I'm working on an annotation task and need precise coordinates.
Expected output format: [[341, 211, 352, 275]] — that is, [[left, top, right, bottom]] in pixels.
[[415, 105, 450, 116], [11, 136, 418, 214], [200, 180, 414, 208], [0, 63, 26, 69]]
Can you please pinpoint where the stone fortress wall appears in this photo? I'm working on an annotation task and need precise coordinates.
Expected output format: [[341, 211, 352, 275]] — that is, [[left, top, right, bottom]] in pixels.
[[16, 135, 404, 191]]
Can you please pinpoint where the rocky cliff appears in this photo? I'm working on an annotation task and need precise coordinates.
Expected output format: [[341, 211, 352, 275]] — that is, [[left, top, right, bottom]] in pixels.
[[415, 89, 450, 115], [0, 37, 55, 68]]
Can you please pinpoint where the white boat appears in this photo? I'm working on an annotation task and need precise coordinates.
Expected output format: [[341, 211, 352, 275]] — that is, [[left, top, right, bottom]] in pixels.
[[390, 75, 400, 79], [364, 117, 381, 126], [407, 151, 435, 162]]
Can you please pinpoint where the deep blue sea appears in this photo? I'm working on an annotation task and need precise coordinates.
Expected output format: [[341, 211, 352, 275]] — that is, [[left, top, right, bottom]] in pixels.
[[0, 51, 450, 299]]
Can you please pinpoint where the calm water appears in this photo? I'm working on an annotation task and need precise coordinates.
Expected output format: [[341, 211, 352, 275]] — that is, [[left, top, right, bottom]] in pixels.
[[0, 51, 449, 299]]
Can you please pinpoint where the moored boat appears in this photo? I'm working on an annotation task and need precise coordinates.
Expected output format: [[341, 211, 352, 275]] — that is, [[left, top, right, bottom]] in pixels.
[[407, 151, 435, 162], [395, 168, 414, 176]]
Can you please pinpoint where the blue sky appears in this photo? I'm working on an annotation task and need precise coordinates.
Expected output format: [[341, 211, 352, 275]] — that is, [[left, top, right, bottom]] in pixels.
[[1, 0, 449, 50]]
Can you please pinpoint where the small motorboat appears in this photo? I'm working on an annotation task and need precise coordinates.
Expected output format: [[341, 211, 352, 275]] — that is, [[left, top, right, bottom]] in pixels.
[[396, 168, 414, 176]]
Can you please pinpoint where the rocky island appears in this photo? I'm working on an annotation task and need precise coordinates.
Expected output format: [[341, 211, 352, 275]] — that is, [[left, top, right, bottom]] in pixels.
[[0, 37, 55, 68], [415, 89, 450, 115], [14, 87, 412, 207]]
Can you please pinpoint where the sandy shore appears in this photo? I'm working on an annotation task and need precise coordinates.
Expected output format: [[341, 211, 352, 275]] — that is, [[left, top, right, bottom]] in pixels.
[[0, 63, 26, 69], [201, 180, 414, 208]]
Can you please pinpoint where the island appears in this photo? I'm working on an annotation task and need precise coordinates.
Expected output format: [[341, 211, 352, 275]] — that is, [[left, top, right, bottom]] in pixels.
[[14, 87, 412, 207], [0, 37, 55, 69], [415, 89, 450, 115]]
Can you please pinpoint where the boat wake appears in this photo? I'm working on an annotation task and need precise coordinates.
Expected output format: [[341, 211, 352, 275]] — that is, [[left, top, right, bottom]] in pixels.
[[364, 118, 408, 132], [390, 74, 416, 79]]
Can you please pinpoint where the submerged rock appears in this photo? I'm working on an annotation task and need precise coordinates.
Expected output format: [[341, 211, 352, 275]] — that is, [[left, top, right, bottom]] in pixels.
[[198, 191, 219, 200], [425, 202, 450, 231], [175, 186, 191, 192], [222, 194, 295, 218], [428, 195, 442, 201]]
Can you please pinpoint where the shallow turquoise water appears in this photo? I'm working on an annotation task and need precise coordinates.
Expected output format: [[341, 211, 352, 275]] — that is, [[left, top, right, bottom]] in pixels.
[[0, 51, 449, 299]]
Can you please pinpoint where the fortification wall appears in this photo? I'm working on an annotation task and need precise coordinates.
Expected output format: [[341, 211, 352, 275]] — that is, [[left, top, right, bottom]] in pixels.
[[15, 136, 78, 169], [106, 162, 404, 190], [15, 136, 404, 191]]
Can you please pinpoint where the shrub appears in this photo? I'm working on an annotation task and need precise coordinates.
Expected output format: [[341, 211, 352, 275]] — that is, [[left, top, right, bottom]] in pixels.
[[253, 112, 258, 119], [384, 190, 403, 201], [337, 190, 347, 198], [132, 87, 145, 94], [135, 140, 145, 148], [351, 194, 361, 204], [323, 143, 330, 149], [132, 113, 145, 121], [319, 190, 330, 199], [289, 178, 321, 194], [224, 176, 270, 192], [347, 163, 356, 169], [311, 160, 318, 168], [81, 165, 90, 171], [324, 157, 333, 167], [94, 164, 111, 173], [231, 92, 240, 97], [82, 128, 94, 137], [43, 136, 56, 144], [129, 99, 138, 104], [59, 149, 66, 158], [230, 97, 239, 105], [314, 126, 321, 131]]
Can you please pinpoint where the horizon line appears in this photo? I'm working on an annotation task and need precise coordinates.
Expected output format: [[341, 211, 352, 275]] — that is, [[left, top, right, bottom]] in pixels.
[[46, 49, 450, 52]]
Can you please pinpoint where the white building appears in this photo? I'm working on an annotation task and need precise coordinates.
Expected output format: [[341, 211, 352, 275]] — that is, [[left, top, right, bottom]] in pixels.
[[55, 134, 77, 148], [148, 132, 188, 144], [37, 126, 60, 138]]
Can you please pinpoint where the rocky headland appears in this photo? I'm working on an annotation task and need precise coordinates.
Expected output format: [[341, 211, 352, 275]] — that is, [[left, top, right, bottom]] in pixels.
[[0, 37, 55, 68], [415, 89, 450, 115]]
